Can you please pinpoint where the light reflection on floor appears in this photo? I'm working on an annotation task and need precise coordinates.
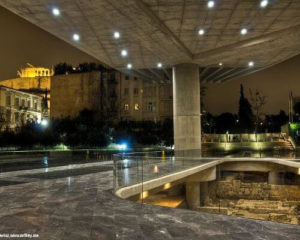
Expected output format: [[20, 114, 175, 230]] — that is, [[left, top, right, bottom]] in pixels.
[[141, 194, 185, 208]]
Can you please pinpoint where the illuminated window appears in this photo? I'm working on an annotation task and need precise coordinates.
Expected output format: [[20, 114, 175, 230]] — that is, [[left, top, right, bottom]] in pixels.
[[134, 104, 139, 111], [124, 88, 129, 95], [134, 88, 139, 95], [124, 104, 129, 111]]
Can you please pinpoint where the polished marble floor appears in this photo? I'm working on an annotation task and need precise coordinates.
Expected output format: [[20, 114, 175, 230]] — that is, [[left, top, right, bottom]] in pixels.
[[0, 160, 300, 240]]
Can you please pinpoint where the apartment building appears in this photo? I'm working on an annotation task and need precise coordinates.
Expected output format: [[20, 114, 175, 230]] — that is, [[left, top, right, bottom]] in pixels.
[[0, 86, 43, 130]]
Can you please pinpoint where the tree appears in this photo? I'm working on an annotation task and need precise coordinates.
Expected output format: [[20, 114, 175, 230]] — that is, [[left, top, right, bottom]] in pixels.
[[238, 84, 254, 132], [215, 112, 236, 133], [201, 111, 215, 133], [265, 110, 288, 132], [293, 102, 300, 121], [200, 86, 206, 112], [54, 62, 73, 75], [249, 88, 267, 132]]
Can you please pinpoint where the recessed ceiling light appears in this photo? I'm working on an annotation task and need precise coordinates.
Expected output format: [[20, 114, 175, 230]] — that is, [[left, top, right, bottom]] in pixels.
[[114, 31, 120, 39], [207, 1, 215, 8], [121, 49, 128, 57], [248, 61, 254, 67], [260, 0, 268, 8], [127, 63, 132, 69], [240, 28, 248, 35], [198, 29, 205, 35], [52, 8, 60, 16], [73, 33, 80, 41], [219, 62, 223, 66], [157, 62, 162, 68]]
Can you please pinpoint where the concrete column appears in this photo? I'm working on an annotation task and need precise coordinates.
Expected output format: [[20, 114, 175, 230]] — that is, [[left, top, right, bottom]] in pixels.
[[200, 182, 209, 206], [268, 171, 281, 185], [186, 182, 200, 210], [173, 63, 201, 157]]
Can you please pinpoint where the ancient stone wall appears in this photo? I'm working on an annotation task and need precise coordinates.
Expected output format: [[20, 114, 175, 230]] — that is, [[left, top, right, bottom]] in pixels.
[[51, 72, 102, 119], [208, 180, 300, 201], [0, 77, 50, 90]]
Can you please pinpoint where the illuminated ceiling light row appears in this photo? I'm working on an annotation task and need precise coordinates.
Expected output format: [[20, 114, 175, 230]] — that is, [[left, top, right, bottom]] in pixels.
[[217, 61, 255, 67], [113, 31, 162, 70], [51, 7, 82, 42], [206, 0, 268, 9], [199, 27, 249, 36], [52, 5, 257, 70], [126, 62, 163, 69], [199, 0, 269, 36]]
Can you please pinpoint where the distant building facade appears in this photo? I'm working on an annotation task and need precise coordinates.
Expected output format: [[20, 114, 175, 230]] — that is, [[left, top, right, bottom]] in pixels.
[[0, 65, 172, 123], [120, 74, 172, 122], [51, 71, 173, 122], [0, 86, 43, 130], [51, 71, 108, 119]]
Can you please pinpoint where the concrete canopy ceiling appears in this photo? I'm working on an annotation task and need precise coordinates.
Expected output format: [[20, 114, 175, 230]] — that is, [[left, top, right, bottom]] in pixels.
[[1, 0, 300, 83]]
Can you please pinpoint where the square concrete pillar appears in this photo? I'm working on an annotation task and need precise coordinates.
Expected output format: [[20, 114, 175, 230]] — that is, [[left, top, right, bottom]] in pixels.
[[173, 63, 201, 157]]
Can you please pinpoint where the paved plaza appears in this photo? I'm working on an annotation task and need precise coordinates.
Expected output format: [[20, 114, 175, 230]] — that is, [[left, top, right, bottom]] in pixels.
[[0, 160, 299, 240]]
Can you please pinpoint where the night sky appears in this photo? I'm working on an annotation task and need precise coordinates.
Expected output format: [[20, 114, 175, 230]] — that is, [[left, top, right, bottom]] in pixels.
[[1, 6, 300, 115]]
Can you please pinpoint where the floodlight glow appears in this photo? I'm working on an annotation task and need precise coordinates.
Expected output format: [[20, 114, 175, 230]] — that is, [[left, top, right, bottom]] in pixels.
[[207, 1, 215, 8], [118, 143, 128, 150], [73, 33, 80, 41], [260, 0, 268, 8], [219, 62, 223, 66], [52, 8, 60, 16], [157, 62, 162, 68], [114, 31, 120, 39], [41, 119, 48, 126], [127, 63, 132, 69], [121, 49, 128, 57], [240, 28, 248, 35], [198, 29, 205, 35]]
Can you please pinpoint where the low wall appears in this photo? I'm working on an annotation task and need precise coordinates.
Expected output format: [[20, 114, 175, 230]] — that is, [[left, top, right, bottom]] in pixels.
[[202, 141, 291, 152], [203, 133, 286, 143]]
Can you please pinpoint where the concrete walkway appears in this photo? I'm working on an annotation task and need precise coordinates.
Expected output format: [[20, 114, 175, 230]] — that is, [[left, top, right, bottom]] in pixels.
[[0, 162, 300, 239]]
